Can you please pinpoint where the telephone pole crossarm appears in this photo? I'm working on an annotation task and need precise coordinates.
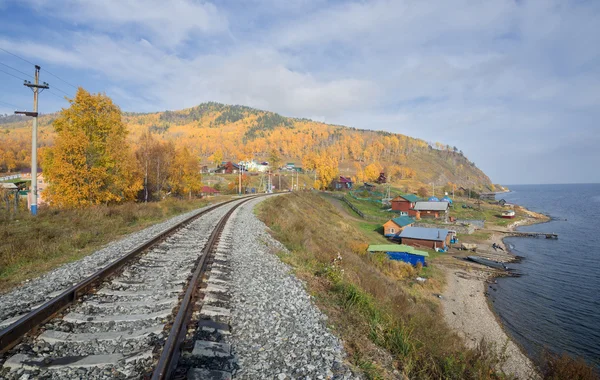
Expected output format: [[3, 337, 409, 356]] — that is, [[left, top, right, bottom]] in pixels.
[[14, 111, 38, 117], [23, 82, 49, 89]]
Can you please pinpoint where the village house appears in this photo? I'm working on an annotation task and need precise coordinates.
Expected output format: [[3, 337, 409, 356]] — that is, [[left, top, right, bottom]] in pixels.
[[383, 216, 415, 237], [238, 160, 270, 173], [200, 186, 220, 197], [391, 194, 420, 216], [214, 162, 241, 174], [409, 201, 449, 220], [398, 226, 451, 250], [332, 176, 353, 190]]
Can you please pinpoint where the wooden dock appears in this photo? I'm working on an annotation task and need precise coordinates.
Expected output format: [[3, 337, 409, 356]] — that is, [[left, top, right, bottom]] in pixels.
[[502, 231, 558, 239]]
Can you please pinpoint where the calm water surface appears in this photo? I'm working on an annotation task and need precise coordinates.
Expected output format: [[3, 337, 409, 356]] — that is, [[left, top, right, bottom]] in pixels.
[[489, 184, 600, 370]]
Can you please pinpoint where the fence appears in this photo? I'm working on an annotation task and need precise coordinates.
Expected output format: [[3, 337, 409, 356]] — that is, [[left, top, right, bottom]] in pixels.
[[341, 196, 366, 218], [0, 174, 21, 181], [0, 188, 22, 219]]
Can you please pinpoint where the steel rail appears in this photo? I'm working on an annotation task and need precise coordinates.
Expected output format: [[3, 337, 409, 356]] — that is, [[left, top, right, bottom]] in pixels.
[[0, 196, 251, 353], [151, 195, 259, 380]]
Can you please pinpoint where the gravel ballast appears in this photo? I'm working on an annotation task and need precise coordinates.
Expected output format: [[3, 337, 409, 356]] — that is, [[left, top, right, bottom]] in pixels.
[[0, 202, 225, 325], [1, 201, 240, 379], [228, 197, 356, 379]]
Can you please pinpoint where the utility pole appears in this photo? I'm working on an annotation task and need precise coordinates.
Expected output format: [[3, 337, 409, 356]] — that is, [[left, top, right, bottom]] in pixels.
[[238, 167, 241, 195], [269, 170, 273, 193], [15, 65, 49, 216]]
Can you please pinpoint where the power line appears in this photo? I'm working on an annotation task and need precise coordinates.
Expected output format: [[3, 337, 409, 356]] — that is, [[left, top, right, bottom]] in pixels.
[[0, 47, 79, 91], [0, 68, 27, 82], [0, 68, 71, 99], [0, 46, 35, 67], [0, 61, 34, 79], [0, 61, 73, 97], [47, 85, 71, 97], [46, 89, 69, 102], [0, 99, 21, 109], [42, 69, 78, 89]]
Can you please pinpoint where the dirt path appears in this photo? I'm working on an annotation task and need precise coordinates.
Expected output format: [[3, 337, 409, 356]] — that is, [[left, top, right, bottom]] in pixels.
[[320, 194, 365, 222]]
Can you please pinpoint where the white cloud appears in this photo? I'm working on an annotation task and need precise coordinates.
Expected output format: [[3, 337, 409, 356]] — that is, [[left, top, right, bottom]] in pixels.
[[1, 0, 599, 184], [23, 0, 228, 46]]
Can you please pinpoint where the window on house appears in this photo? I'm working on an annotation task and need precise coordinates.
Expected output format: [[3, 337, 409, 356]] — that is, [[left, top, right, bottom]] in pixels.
[[390, 228, 395, 234]]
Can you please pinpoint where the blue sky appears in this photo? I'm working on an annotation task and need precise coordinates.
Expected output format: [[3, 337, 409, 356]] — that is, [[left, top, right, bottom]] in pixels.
[[0, 0, 599, 185]]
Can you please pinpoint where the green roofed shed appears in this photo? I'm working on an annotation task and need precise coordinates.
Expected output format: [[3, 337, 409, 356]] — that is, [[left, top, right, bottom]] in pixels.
[[400, 194, 420, 203], [391, 216, 415, 227], [367, 244, 429, 257]]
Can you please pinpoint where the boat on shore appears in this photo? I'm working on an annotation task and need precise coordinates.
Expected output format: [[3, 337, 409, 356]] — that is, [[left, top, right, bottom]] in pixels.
[[467, 255, 508, 270], [501, 210, 516, 219]]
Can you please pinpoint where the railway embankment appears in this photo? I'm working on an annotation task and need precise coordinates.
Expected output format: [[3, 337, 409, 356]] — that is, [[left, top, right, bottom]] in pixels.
[[0, 195, 355, 379]]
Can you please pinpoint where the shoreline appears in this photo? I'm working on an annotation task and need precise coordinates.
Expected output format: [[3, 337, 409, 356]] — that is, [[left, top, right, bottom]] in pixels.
[[440, 206, 549, 379]]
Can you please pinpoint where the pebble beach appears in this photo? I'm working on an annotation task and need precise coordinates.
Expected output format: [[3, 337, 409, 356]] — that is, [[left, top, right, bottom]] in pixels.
[[440, 208, 549, 379]]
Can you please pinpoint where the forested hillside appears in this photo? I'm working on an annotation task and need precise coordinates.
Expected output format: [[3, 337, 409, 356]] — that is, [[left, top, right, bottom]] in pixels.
[[0, 102, 492, 190]]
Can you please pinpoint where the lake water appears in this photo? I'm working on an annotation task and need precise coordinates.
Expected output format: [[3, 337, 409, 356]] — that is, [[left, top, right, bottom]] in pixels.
[[488, 184, 600, 370]]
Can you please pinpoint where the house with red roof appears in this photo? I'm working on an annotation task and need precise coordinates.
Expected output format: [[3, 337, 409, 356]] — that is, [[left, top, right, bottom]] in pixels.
[[332, 176, 353, 190], [201, 186, 220, 197]]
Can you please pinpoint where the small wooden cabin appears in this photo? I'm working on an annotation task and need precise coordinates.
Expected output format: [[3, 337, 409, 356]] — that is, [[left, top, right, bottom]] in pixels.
[[391, 194, 420, 215], [332, 176, 353, 190], [215, 162, 241, 174], [383, 216, 415, 237], [201, 186, 220, 197]]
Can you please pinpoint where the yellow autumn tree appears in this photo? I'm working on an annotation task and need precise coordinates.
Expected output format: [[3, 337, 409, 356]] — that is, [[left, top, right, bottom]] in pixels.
[[304, 151, 338, 190], [353, 162, 364, 183], [209, 150, 224, 166], [42, 88, 142, 208], [169, 146, 202, 199], [363, 162, 382, 182]]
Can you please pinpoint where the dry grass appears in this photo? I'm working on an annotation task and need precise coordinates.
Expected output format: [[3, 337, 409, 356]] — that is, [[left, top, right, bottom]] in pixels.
[[0, 197, 220, 292], [541, 352, 599, 380], [258, 192, 507, 379]]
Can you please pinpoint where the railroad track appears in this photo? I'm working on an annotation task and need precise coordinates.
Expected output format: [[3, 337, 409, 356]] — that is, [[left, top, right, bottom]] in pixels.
[[0, 195, 263, 379]]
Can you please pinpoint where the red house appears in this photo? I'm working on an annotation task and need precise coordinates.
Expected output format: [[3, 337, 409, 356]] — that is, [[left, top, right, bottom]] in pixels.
[[391, 194, 420, 216], [332, 176, 353, 190], [201, 186, 220, 197], [215, 162, 240, 174]]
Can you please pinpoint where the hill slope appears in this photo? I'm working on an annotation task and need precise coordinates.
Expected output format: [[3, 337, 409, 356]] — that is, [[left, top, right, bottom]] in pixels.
[[0, 102, 492, 190]]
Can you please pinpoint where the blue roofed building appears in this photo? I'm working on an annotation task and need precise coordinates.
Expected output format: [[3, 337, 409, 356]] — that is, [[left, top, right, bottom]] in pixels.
[[399, 226, 451, 250]]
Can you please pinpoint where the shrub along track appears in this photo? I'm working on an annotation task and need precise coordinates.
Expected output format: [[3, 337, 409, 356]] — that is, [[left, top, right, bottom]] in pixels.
[[0, 195, 262, 379]]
